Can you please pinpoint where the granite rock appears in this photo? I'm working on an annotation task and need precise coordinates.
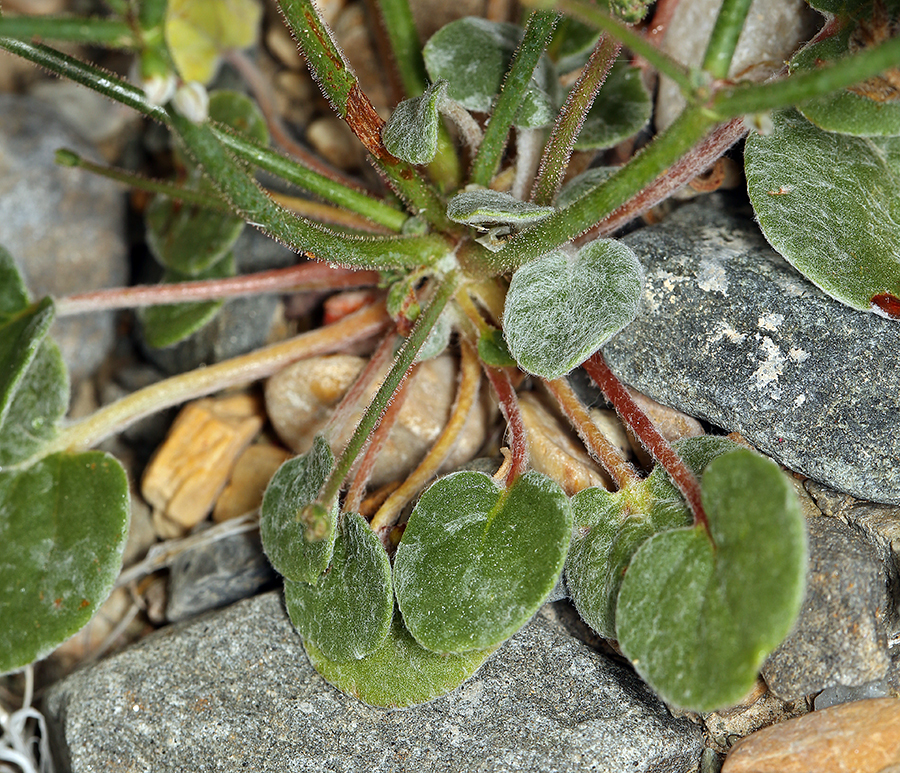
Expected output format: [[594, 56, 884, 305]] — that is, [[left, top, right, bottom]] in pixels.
[[604, 196, 900, 505], [0, 94, 128, 382], [43, 594, 704, 773], [762, 511, 890, 700]]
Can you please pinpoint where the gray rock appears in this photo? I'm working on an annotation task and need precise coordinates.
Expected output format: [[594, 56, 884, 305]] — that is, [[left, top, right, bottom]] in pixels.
[[604, 196, 900, 505], [43, 593, 704, 773], [140, 227, 295, 375], [804, 480, 900, 632], [166, 530, 278, 623], [0, 94, 128, 382], [761, 512, 890, 699]]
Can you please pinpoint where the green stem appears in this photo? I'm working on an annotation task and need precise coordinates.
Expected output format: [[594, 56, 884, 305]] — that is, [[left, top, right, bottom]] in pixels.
[[374, 0, 462, 189], [0, 39, 408, 232], [530, 33, 620, 205], [470, 10, 560, 187], [701, 0, 754, 79], [0, 15, 137, 47], [277, 0, 456, 232], [26, 304, 391, 461], [169, 108, 453, 270], [532, 0, 695, 95], [318, 274, 459, 506]]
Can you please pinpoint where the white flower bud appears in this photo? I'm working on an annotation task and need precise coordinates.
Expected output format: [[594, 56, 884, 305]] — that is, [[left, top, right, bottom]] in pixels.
[[173, 81, 210, 123]]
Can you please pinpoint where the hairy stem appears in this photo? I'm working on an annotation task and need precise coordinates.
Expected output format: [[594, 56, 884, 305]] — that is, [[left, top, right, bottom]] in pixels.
[[583, 352, 708, 531], [701, 0, 754, 79], [0, 15, 137, 47], [484, 365, 528, 485], [55, 263, 381, 316]]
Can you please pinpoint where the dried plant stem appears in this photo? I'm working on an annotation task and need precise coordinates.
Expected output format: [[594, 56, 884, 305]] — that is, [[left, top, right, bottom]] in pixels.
[[484, 365, 528, 485], [583, 352, 708, 531], [371, 339, 481, 534], [55, 263, 382, 316], [543, 376, 639, 489], [28, 304, 391, 461]]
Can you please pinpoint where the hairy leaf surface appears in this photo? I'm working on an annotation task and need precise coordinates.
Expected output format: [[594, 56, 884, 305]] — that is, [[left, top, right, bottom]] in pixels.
[[616, 449, 807, 711], [394, 470, 571, 654], [503, 239, 643, 379], [573, 61, 651, 150], [382, 80, 447, 165], [446, 189, 554, 228]]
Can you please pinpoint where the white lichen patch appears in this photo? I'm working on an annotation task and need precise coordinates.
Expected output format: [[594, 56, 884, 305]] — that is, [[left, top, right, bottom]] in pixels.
[[710, 320, 747, 345], [794, 394, 806, 408], [750, 336, 787, 396], [788, 347, 810, 363], [697, 259, 729, 295], [757, 312, 784, 331]]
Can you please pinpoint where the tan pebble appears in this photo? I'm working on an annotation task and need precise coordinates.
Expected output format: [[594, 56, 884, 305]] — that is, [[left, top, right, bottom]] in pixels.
[[141, 394, 265, 534], [624, 388, 704, 466], [332, 4, 388, 115], [213, 443, 292, 522], [307, 116, 366, 171], [722, 698, 900, 773], [265, 24, 303, 70], [520, 392, 610, 495], [588, 408, 632, 460], [122, 485, 157, 567], [273, 70, 314, 126]]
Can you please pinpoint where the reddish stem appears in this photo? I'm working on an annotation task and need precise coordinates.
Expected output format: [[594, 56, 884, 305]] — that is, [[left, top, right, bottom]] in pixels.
[[55, 263, 381, 317], [484, 365, 528, 486], [583, 351, 708, 531]]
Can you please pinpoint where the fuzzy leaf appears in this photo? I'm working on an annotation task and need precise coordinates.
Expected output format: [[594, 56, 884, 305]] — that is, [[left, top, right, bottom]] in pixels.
[[573, 61, 651, 150], [446, 189, 554, 228], [165, 0, 263, 84], [260, 436, 337, 584], [0, 245, 29, 322], [793, 31, 900, 137], [566, 436, 736, 638], [383, 80, 447, 165], [548, 17, 602, 73], [745, 109, 900, 316], [616, 449, 807, 711], [138, 252, 235, 349], [304, 609, 495, 708], [394, 470, 572, 654], [477, 328, 517, 367], [423, 17, 558, 128], [503, 239, 643, 379], [0, 451, 130, 675], [284, 512, 392, 661], [556, 167, 616, 208]]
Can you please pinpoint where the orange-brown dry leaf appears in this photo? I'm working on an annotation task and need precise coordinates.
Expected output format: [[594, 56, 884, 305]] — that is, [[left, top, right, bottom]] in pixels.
[[142, 393, 264, 536]]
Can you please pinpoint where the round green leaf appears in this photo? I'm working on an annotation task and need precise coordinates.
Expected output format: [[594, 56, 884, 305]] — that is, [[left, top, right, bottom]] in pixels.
[[793, 31, 900, 137], [0, 245, 30, 322], [383, 80, 447, 165], [208, 90, 269, 146], [138, 252, 235, 349], [0, 451, 129, 675], [503, 239, 643, 379], [745, 109, 900, 316], [423, 17, 558, 128], [556, 167, 616, 209], [284, 512, 392, 662], [477, 327, 517, 367], [260, 436, 337, 584], [394, 470, 572, 654], [616, 449, 807, 711], [304, 609, 496, 708], [573, 61, 651, 150]]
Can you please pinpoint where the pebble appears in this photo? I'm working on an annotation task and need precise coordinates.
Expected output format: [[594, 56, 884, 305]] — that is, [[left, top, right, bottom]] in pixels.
[[266, 353, 495, 488], [0, 94, 128, 382], [166, 530, 277, 623], [212, 443, 292, 522], [306, 115, 368, 171], [42, 593, 704, 772], [722, 698, 900, 773], [603, 196, 900, 506], [656, 0, 819, 131]]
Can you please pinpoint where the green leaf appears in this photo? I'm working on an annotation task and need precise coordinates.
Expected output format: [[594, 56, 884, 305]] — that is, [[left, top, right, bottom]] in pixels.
[[446, 189, 554, 229], [555, 166, 616, 208], [573, 60, 651, 150], [208, 90, 269, 146], [793, 31, 900, 137], [284, 512, 392, 661], [393, 470, 572, 654], [609, 0, 654, 22], [503, 239, 643, 379], [548, 17, 602, 72], [477, 327, 517, 367], [423, 17, 558, 128], [566, 436, 737, 639], [260, 436, 337, 584], [0, 451, 130, 675], [615, 449, 807, 711], [165, 0, 263, 84], [304, 608, 496, 708], [382, 80, 447, 165], [0, 245, 30, 322], [745, 109, 900, 316], [0, 297, 67, 468], [138, 252, 235, 349]]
